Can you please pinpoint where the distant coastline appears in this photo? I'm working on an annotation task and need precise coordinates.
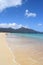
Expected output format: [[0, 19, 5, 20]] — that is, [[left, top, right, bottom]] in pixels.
[[0, 27, 43, 34]]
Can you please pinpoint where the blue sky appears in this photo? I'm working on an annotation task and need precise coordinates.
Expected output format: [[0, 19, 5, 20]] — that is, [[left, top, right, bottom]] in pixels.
[[0, 0, 43, 32]]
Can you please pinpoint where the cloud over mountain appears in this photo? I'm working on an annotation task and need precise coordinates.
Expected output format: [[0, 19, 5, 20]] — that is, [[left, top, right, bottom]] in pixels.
[[0, 23, 27, 29]]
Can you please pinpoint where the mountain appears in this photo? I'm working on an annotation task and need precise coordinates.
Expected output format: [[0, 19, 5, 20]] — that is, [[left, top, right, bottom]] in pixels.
[[15, 27, 39, 33], [0, 27, 43, 33]]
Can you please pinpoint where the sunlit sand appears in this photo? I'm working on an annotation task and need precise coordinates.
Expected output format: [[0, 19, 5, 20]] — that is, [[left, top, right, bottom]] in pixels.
[[0, 33, 19, 65], [6, 34, 43, 65], [0, 33, 43, 65]]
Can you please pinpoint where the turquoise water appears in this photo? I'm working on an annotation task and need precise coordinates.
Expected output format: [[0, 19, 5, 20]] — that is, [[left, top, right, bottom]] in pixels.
[[10, 33, 43, 40]]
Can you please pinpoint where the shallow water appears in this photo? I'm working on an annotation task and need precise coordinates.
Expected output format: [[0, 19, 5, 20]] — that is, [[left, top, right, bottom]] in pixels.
[[6, 33, 43, 65]]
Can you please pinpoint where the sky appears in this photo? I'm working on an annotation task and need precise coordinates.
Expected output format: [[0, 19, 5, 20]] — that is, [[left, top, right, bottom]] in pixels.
[[0, 0, 43, 32]]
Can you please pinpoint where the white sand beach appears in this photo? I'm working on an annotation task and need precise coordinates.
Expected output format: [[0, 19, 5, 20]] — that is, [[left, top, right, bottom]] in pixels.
[[0, 33, 19, 65], [0, 33, 43, 65]]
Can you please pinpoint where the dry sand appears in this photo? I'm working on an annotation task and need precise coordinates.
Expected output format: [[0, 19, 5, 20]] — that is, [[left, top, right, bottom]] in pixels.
[[0, 33, 19, 65]]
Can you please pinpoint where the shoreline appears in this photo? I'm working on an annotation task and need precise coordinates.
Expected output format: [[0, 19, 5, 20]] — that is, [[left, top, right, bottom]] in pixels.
[[0, 33, 19, 65], [0, 33, 42, 65], [6, 33, 43, 42], [6, 33, 43, 65]]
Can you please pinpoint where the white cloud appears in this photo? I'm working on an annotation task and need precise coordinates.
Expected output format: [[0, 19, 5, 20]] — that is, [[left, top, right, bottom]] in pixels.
[[0, 0, 22, 12], [25, 9, 37, 17], [38, 23, 42, 26], [0, 23, 27, 29]]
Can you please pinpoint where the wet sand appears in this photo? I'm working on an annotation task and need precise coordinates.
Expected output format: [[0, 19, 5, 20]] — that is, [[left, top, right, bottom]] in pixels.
[[6, 33, 43, 65]]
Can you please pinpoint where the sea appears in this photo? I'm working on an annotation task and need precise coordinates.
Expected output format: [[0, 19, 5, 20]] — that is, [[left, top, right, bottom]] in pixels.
[[6, 33, 43, 65], [7, 33, 43, 40]]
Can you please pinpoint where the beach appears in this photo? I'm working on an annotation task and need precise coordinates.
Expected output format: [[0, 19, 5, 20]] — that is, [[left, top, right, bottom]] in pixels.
[[0, 33, 19, 65], [6, 33, 43, 65], [0, 33, 43, 65], [0, 0, 43, 65]]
